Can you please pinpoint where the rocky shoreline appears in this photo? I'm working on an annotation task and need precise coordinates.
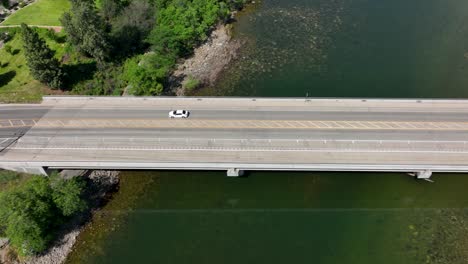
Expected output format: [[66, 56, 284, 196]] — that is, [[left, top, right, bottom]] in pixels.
[[169, 22, 243, 95], [0, 170, 120, 264]]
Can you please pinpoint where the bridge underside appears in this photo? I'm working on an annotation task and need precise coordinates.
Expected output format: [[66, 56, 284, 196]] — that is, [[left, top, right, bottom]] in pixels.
[[1, 162, 466, 178]]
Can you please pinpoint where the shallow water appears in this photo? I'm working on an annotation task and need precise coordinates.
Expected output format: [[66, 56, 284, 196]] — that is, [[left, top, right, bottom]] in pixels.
[[67, 0, 468, 263], [209, 0, 468, 98]]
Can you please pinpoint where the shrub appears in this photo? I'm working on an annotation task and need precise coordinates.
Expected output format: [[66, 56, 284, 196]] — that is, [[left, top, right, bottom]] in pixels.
[[149, 0, 229, 56], [121, 54, 173, 96], [0, 170, 19, 184], [51, 176, 87, 216], [183, 76, 200, 91], [71, 62, 124, 95], [0, 32, 11, 42], [4, 44, 12, 54], [45, 28, 58, 41]]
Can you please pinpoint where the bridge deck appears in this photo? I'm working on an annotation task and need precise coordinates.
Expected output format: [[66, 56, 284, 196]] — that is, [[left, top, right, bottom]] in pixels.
[[2, 96, 468, 174]]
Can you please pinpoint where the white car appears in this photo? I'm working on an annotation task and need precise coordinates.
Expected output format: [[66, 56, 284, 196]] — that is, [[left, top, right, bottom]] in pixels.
[[169, 110, 190, 118]]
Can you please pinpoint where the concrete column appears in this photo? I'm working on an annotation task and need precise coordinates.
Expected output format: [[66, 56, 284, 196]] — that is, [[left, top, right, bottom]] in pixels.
[[1, 166, 49, 176], [227, 168, 244, 177], [416, 170, 432, 180]]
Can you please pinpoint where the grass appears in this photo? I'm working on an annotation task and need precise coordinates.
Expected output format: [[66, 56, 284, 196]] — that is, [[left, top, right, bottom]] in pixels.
[[1, 0, 71, 26], [0, 33, 44, 102], [0, 170, 31, 192], [183, 75, 200, 92], [0, 28, 69, 103]]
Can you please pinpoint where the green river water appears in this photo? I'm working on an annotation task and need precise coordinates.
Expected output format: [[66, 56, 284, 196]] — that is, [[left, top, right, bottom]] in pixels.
[[66, 0, 468, 263]]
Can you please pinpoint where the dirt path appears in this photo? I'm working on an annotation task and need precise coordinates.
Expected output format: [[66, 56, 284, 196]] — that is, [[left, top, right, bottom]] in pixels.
[[0, 25, 63, 32]]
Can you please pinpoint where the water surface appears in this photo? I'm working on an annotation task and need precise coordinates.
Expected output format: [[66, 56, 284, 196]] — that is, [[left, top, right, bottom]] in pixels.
[[67, 0, 468, 263]]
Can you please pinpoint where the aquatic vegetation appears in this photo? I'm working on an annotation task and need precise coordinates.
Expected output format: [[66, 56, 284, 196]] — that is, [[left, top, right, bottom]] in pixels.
[[213, 1, 346, 95]]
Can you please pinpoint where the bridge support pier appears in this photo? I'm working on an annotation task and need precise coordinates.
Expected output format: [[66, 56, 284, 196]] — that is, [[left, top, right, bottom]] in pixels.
[[227, 168, 244, 177], [409, 170, 433, 182], [1, 166, 49, 176]]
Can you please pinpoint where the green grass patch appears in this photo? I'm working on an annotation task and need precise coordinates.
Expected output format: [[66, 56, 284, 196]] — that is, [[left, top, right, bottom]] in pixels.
[[0, 170, 31, 192], [183, 75, 200, 92], [0, 33, 44, 102], [1, 0, 71, 26], [0, 28, 70, 103]]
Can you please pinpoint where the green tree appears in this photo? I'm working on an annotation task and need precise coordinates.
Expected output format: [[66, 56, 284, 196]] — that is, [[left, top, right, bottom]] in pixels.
[[148, 0, 229, 56], [99, 0, 130, 22], [0, 177, 53, 255], [121, 54, 177, 95], [0, 176, 87, 256], [111, 0, 155, 56], [60, 0, 110, 63], [100, 0, 121, 22], [21, 24, 64, 89], [51, 177, 87, 216]]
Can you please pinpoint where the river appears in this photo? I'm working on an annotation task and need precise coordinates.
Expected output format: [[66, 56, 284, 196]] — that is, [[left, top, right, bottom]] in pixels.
[[66, 0, 468, 263]]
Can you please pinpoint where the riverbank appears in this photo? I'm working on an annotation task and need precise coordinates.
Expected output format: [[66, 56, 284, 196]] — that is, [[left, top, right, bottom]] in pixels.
[[169, 22, 244, 96], [0, 170, 119, 264], [64, 171, 157, 264]]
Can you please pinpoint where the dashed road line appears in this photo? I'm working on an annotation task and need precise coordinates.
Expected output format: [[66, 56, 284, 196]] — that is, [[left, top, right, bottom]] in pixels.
[[15, 137, 468, 144], [3, 118, 468, 130], [0, 138, 12, 144], [9, 146, 468, 153]]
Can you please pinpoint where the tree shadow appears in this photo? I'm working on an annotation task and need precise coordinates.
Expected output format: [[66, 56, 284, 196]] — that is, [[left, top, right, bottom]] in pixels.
[[54, 35, 67, 44], [62, 61, 97, 89], [11, 49, 20, 55], [0, 70, 16, 87]]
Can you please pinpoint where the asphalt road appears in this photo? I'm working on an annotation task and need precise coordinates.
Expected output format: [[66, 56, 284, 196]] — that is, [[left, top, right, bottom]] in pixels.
[[4, 106, 468, 121], [2, 97, 468, 172]]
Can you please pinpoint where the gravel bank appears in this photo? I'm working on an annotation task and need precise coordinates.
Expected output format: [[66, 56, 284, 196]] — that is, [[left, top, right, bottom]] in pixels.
[[170, 23, 243, 95]]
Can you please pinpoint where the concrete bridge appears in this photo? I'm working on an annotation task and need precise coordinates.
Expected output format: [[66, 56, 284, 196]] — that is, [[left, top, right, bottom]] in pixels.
[[2, 96, 468, 179]]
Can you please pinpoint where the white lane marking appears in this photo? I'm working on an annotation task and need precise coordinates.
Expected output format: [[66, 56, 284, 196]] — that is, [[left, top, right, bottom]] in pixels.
[[0, 138, 12, 144], [9, 146, 468, 153], [15, 136, 468, 144]]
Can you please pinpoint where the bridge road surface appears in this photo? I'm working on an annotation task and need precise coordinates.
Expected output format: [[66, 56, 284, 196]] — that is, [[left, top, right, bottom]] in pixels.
[[2, 96, 468, 176]]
